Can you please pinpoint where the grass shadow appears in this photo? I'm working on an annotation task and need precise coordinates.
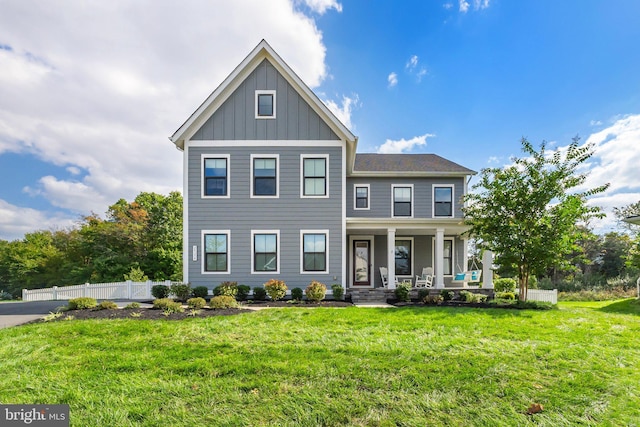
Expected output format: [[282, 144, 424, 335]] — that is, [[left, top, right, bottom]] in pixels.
[[598, 298, 640, 316]]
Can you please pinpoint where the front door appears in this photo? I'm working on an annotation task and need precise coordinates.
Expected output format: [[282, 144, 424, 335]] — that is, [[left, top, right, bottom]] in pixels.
[[353, 240, 371, 286]]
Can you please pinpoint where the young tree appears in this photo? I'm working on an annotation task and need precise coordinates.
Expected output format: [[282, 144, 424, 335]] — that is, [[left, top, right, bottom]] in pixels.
[[463, 137, 608, 300]]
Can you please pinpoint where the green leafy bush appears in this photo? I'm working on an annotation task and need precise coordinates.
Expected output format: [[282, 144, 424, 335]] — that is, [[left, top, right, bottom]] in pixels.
[[494, 278, 517, 293], [331, 284, 344, 300], [417, 289, 430, 302], [252, 287, 267, 301], [192, 286, 209, 299], [97, 300, 118, 310], [151, 284, 170, 299], [153, 298, 180, 310], [124, 302, 141, 309], [395, 282, 412, 302], [0, 290, 13, 300], [264, 279, 288, 301], [440, 290, 455, 301], [214, 281, 238, 297], [459, 290, 472, 302], [495, 291, 516, 300], [68, 297, 97, 310], [170, 283, 191, 302], [236, 285, 251, 301], [423, 295, 444, 304], [291, 287, 304, 301], [209, 295, 239, 309], [305, 281, 327, 302], [187, 297, 206, 309], [123, 266, 148, 282]]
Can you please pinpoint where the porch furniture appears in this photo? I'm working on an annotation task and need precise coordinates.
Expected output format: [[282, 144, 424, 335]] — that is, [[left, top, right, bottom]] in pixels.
[[451, 269, 482, 285], [415, 267, 434, 288], [379, 267, 399, 288]]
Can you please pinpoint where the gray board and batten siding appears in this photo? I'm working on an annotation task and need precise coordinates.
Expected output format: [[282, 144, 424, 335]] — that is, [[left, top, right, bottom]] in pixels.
[[187, 145, 344, 289], [191, 59, 340, 141]]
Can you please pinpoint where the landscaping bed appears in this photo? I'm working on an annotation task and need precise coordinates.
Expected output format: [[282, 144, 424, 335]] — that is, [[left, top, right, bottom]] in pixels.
[[244, 300, 352, 308], [37, 306, 250, 322]]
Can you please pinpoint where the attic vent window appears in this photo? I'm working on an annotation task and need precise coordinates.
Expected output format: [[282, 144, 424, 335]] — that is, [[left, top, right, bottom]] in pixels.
[[255, 90, 276, 119]]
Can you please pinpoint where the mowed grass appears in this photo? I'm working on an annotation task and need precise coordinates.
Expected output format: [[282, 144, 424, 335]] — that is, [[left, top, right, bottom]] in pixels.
[[1, 301, 639, 426]]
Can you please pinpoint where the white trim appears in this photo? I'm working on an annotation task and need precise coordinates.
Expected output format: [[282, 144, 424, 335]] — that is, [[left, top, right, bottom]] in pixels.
[[348, 235, 375, 288], [432, 184, 455, 218], [201, 230, 231, 275], [183, 142, 190, 283], [251, 230, 280, 274], [189, 140, 344, 148], [255, 90, 276, 119], [394, 236, 415, 280], [432, 236, 455, 277], [353, 183, 370, 211], [250, 154, 279, 198], [300, 154, 330, 198], [201, 154, 230, 199], [300, 230, 329, 274], [391, 184, 414, 218], [341, 144, 347, 287]]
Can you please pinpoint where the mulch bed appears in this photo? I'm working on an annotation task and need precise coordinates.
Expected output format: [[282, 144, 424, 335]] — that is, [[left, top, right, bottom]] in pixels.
[[244, 300, 352, 308], [43, 307, 250, 322]]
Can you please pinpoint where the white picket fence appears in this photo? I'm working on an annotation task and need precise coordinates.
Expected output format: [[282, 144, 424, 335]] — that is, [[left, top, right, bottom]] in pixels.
[[516, 289, 558, 304], [22, 280, 175, 302]]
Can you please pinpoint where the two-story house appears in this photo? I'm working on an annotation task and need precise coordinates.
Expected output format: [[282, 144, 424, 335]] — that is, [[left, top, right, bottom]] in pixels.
[[169, 40, 481, 296]]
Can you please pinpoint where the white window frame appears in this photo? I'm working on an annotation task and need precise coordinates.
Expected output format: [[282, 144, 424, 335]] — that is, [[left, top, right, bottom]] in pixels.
[[251, 230, 280, 274], [250, 154, 279, 198], [432, 237, 455, 277], [353, 183, 370, 211], [255, 90, 276, 119], [201, 230, 230, 275], [432, 184, 455, 218], [300, 230, 329, 274], [201, 154, 230, 199], [300, 154, 330, 198], [391, 184, 414, 218], [394, 237, 414, 278]]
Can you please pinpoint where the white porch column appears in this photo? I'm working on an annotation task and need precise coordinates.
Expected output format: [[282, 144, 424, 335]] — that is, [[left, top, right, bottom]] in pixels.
[[435, 228, 445, 288], [387, 228, 396, 289], [483, 250, 494, 289]]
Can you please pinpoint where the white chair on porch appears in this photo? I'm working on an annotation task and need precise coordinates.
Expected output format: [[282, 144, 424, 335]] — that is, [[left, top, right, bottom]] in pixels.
[[415, 267, 434, 288], [379, 267, 399, 288]]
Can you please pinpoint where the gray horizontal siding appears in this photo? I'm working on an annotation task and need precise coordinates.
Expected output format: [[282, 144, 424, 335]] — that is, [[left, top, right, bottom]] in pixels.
[[187, 145, 343, 289], [346, 177, 465, 218], [192, 59, 339, 141]]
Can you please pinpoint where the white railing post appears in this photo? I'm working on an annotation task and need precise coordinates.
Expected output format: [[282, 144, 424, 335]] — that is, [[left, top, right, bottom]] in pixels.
[[22, 289, 27, 301], [147, 280, 153, 299], [53, 286, 58, 300], [127, 280, 133, 299], [84, 283, 89, 297]]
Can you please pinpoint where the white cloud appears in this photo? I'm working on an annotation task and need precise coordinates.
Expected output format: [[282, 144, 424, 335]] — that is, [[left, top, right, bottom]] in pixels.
[[473, 0, 490, 10], [406, 55, 419, 70], [443, 3, 453, 10], [323, 94, 359, 130], [377, 133, 435, 154], [487, 156, 501, 164], [0, 199, 75, 241], [0, 0, 339, 240], [590, 119, 603, 126], [459, 0, 470, 13], [387, 72, 398, 88], [416, 68, 427, 82]]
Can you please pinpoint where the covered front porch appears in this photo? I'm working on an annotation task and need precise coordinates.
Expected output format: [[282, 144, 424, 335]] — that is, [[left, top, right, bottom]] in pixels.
[[346, 219, 493, 290]]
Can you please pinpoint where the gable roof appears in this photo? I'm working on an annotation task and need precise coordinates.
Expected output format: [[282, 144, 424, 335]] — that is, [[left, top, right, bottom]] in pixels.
[[169, 39, 357, 151], [352, 153, 476, 176]]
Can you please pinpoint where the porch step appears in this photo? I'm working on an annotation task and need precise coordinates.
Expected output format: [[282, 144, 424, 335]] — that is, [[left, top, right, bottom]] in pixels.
[[348, 288, 393, 304]]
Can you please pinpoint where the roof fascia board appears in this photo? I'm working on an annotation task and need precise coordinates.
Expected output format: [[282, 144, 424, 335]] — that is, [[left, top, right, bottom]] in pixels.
[[348, 171, 476, 178]]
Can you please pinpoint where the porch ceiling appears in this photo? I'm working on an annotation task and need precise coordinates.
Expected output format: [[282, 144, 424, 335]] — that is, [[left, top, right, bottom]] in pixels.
[[346, 218, 469, 236]]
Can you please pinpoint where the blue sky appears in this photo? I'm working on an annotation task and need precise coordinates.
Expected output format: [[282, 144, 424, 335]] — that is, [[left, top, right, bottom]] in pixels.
[[1, 0, 640, 240]]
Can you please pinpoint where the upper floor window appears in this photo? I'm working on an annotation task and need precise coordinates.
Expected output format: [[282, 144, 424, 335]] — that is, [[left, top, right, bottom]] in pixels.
[[252, 231, 279, 273], [302, 155, 328, 197], [251, 155, 278, 197], [354, 184, 370, 210], [302, 232, 328, 273], [255, 90, 276, 119], [203, 231, 229, 273], [392, 185, 413, 217], [434, 185, 454, 217], [203, 155, 229, 197]]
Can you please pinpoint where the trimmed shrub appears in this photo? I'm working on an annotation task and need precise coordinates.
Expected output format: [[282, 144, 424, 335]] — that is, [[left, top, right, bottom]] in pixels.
[[124, 302, 141, 309], [96, 300, 118, 310], [305, 281, 327, 302], [440, 290, 455, 301], [192, 286, 209, 299], [494, 278, 517, 293], [187, 297, 206, 309], [68, 297, 97, 310], [459, 290, 473, 302], [331, 284, 344, 300], [151, 284, 170, 299], [210, 295, 239, 309], [291, 287, 304, 301], [395, 281, 412, 302], [252, 287, 267, 301], [214, 281, 238, 297], [153, 298, 178, 310], [236, 285, 251, 301], [0, 290, 13, 300], [423, 295, 444, 304], [495, 291, 516, 300], [264, 279, 287, 301], [170, 283, 191, 302]]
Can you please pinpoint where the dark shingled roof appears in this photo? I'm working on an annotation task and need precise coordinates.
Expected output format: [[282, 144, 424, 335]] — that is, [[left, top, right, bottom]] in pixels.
[[354, 154, 475, 174]]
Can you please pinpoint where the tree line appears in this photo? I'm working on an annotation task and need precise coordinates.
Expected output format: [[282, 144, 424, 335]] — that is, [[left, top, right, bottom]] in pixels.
[[0, 192, 182, 297]]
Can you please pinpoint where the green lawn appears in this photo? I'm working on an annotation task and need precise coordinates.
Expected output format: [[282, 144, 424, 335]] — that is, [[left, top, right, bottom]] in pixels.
[[1, 301, 639, 426]]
